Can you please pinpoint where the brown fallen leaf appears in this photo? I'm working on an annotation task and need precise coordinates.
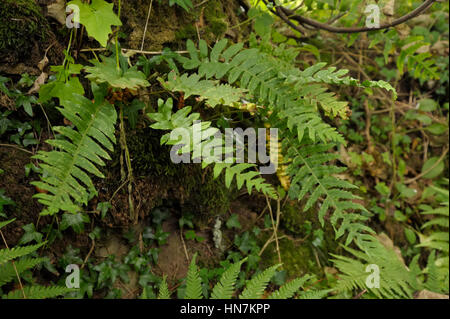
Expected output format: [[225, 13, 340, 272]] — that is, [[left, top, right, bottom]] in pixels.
[[46, 0, 66, 25], [27, 72, 48, 95], [415, 290, 449, 299]]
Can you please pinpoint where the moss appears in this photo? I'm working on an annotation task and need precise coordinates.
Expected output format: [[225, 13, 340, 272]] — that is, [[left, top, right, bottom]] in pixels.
[[203, 0, 229, 40], [280, 201, 340, 256], [0, 0, 49, 55], [106, 126, 234, 224], [175, 24, 197, 41], [260, 234, 319, 279]]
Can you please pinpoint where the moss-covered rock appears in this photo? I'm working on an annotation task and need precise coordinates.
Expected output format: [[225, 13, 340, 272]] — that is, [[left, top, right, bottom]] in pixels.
[[260, 235, 319, 279], [0, 0, 50, 60], [100, 126, 235, 226]]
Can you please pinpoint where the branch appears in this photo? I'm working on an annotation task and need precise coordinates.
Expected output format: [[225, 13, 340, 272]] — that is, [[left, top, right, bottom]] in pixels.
[[265, 0, 437, 34]]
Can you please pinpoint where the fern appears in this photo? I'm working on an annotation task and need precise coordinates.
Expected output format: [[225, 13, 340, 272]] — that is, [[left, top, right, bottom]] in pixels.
[[211, 258, 247, 299], [0, 242, 45, 265], [284, 138, 374, 245], [0, 219, 72, 299], [31, 83, 117, 215], [4, 285, 73, 299], [397, 36, 440, 82], [0, 257, 46, 286], [169, 39, 397, 244], [331, 235, 419, 298], [417, 183, 449, 255], [268, 275, 312, 299], [160, 72, 246, 108], [147, 98, 278, 199], [158, 257, 314, 299], [184, 254, 203, 299], [158, 275, 171, 299], [239, 264, 280, 299]]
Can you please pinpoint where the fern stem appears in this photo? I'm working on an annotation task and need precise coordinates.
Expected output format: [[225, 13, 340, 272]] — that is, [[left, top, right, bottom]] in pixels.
[[0, 229, 26, 299], [115, 0, 122, 70], [119, 105, 136, 222]]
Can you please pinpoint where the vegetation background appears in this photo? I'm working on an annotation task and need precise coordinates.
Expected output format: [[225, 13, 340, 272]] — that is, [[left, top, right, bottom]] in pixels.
[[0, 0, 448, 299]]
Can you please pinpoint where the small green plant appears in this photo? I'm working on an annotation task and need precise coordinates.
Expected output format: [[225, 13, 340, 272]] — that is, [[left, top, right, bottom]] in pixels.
[[0, 219, 72, 299], [156, 254, 326, 299]]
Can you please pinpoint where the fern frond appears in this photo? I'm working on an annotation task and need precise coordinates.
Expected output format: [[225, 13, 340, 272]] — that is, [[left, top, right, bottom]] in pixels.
[[239, 264, 280, 299], [397, 37, 440, 82], [0, 257, 46, 286], [284, 139, 373, 244], [211, 258, 246, 299], [0, 218, 15, 230], [148, 99, 277, 199], [184, 254, 203, 299], [5, 285, 73, 299], [0, 242, 45, 265], [158, 275, 171, 299], [332, 235, 418, 298], [31, 84, 117, 215], [297, 289, 333, 299], [268, 275, 312, 299], [161, 72, 246, 108]]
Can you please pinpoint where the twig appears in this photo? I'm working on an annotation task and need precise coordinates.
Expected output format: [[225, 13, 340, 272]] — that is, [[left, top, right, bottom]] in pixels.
[[404, 147, 449, 184], [0, 144, 33, 155], [0, 229, 26, 299], [79, 47, 188, 55], [140, 0, 154, 51], [265, 0, 437, 34], [81, 238, 95, 269], [179, 229, 190, 262]]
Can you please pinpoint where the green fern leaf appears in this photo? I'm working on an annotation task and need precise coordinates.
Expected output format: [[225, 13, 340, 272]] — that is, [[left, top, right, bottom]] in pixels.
[[184, 254, 203, 299], [239, 264, 280, 299], [85, 55, 150, 90], [0, 243, 45, 265], [0, 257, 46, 286], [268, 275, 312, 299], [31, 84, 117, 216], [5, 285, 73, 299], [211, 258, 246, 299], [158, 275, 171, 299]]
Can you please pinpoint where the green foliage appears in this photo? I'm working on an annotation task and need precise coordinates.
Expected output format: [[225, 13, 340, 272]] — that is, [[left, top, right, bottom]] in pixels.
[[168, 39, 396, 244], [147, 98, 278, 199], [85, 55, 150, 90], [184, 254, 203, 299], [417, 182, 449, 267], [67, 0, 122, 47], [160, 72, 246, 108], [31, 84, 117, 216], [0, 219, 71, 299], [165, 0, 194, 11], [157, 257, 316, 299], [332, 235, 419, 298]]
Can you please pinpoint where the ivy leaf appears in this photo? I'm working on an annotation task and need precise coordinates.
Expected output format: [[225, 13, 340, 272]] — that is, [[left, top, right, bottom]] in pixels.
[[67, 0, 122, 47], [60, 212, 90, 234], [39, 77, 85, 106], [85, 55, 150, 90], [19, 223, 43, 245]]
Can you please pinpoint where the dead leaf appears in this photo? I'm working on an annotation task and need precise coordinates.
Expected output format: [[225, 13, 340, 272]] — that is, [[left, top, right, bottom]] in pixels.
[[375, 233, 406, 267], [415, 290, 449, 299], [38, 56, 49, 72], [27, 72, 48, 95], [383, 0, 395, 16], [47, 0, 66, 25]]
